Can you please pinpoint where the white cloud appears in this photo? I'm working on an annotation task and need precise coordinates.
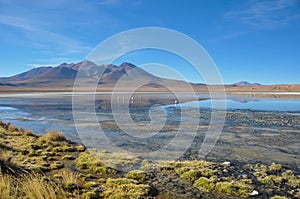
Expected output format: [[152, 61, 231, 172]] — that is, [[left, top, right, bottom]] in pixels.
[[26, 64, 54, 68], [0, 15, 35, 31], [224, 0, 300, 29], [27, 57, 83, 68]]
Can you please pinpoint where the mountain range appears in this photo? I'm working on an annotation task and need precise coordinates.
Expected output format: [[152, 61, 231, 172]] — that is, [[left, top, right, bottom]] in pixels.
[[231, 81, 261, 87], [0, 61, 200, 90], [0, 61, 261, 87], [1, 61, 300, 93]]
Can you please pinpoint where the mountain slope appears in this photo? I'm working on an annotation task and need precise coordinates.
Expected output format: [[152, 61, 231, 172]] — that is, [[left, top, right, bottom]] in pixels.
[[17, 67, 78, 87], [34, 67, 78, 79], [0, 66, 53, 82]]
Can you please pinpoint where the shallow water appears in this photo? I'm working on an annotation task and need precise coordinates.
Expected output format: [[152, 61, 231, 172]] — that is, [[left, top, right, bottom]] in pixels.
[[0, 93, 299, 170], [195, 98, 300, 112]]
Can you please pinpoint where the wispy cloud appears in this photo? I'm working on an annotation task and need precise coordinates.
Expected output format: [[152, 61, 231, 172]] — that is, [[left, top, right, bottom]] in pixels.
[[208, 31, 247, 43], [0, 15, 92, 56], [26, 64, 54, 68], [0, 0, 134, 65], [0, 15, 34, 31], [224, 0, 300, 29], [26, 57, 83, 68], [0, 0, 142, 68]]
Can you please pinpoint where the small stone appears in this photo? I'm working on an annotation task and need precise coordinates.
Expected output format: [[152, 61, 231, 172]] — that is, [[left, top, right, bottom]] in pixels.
[[239, 173, 248, 179], [248, 190, 259, 196], [222, 161, 231, 166]]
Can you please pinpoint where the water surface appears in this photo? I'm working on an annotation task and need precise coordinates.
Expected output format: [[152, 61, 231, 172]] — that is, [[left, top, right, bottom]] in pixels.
[[0, 93, 299, 170]]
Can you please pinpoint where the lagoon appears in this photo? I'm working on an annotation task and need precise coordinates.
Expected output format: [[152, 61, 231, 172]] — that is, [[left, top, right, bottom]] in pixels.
[[0, 92, 299, 171]]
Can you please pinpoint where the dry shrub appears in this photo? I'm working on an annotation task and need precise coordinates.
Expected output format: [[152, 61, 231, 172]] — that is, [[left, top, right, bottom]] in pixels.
[[0, 172, 70, 199], [15, 127, 33, 136], [40, 131, 66, 142], [8, 125, 18, 132], [0, 174, 18, 199], [60, 171, 79, 184], [4, 122, 11, 130], [55, 171, 82, 193], [3, 122, 19, 132], [19, 173, 69, 199]]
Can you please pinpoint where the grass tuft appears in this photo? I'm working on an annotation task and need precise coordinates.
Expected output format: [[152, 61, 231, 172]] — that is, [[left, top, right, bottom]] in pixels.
[[269, 163, 283, 172], [40, 131, 67, 142], [8, 125, 18, 132], [194, 177, 215, 192]]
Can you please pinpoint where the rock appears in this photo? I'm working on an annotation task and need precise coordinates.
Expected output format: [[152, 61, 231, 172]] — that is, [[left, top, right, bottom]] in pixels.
[[248, 190, 259, 196], [238, 173, 248, 179], [222, 161, 231, 166]]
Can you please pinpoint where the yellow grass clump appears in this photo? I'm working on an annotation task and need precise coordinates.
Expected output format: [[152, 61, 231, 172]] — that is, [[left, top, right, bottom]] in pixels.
[[0, 172, 70, 199], [40, 130, 67, 142]]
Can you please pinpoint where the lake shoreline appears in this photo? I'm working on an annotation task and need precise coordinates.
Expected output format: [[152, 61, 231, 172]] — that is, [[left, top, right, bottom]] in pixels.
[[0, 91, 300, 99], [0, 83, 300, 98]]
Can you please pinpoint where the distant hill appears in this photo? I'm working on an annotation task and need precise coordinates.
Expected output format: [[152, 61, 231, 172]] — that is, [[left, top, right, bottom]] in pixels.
[[0, 82, 16, 86], [231, 81, 261, 86]]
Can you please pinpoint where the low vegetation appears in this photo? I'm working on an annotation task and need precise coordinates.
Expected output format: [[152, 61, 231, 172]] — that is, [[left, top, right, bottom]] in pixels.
[[102, 178, 151, 199], [76, 152, 118, 175], [39, 130, 67, 142], [0, 121, 299, 198]]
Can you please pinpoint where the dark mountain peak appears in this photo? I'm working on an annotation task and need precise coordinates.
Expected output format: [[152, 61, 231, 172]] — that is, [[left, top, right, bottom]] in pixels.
[[38, 66, 53, 69], [58, 62, 75, 69], [58, 63, 68, 67], [57, 60, 98, 72], [102, 63, 135, 74], [106, 64, 117, 68], [232, 81, 261, 86], [37, 67, 77, 79], [120, 62, 136, 68], [102, 62, 136, 69], [98, 62, 157, 83]]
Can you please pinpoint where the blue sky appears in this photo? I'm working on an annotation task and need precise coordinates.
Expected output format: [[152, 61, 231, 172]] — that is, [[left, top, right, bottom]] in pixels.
[[0, 0, 299, 84]]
